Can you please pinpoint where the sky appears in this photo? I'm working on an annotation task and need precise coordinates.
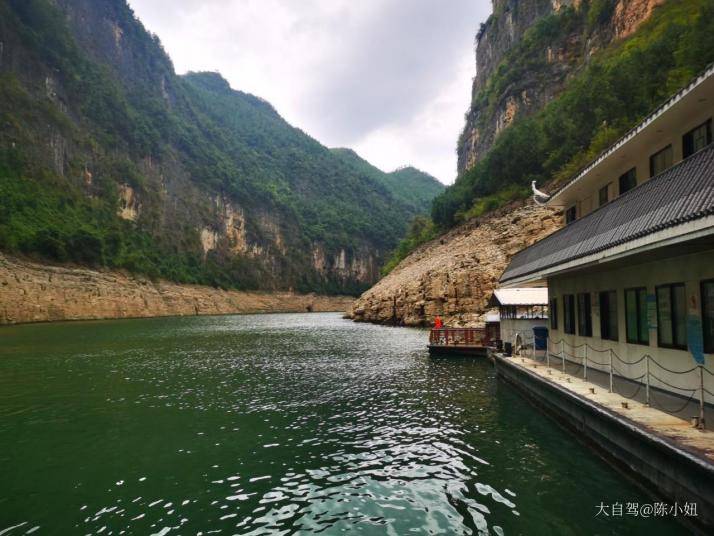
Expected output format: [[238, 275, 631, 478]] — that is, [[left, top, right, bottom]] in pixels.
[[127, 0, 491, 184]]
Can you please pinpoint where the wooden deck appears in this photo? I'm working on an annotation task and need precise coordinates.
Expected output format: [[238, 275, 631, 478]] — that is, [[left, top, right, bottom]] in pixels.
[[427, 328, 493, 357]]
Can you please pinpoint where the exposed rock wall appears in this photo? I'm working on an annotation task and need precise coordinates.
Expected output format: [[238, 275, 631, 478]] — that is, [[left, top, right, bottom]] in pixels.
[[458, 0, 660, 174], [347, 203, 560, 327], [0, 254, 353, 325]]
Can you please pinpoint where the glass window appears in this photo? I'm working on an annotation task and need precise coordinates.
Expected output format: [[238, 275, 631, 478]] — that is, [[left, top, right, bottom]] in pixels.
[[618, 168, 637, 195], [563, 295, 575, 335], [683, 119, 712, 158], [650, 145, 673, 177], [598, 184, 610, 207], [550, 298, 558, 330], [656, 283, 687, 349], [565, 205, 577, 224], [625, 287, 649, 345], [599, 290, 618, 341], [577, 293, 592, 337], [702, 280, 714, 353]]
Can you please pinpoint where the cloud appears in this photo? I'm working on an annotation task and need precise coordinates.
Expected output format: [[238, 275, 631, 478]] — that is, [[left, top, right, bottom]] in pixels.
[[128, 0, 491, 183]]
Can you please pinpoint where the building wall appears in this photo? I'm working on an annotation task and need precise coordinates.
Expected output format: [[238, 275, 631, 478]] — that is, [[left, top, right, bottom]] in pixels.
[[571, 110, 713, 220], [547, 249, 714, 403], [501, 318, 548, 349]]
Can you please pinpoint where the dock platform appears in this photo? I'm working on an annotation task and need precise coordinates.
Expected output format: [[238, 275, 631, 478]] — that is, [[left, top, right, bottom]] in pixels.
[[427, 328, 493, 357]]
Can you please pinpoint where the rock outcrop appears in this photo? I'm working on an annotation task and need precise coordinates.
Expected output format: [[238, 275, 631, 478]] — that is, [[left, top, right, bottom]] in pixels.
[[347, 203, 560, 327], [0, 254, 353, 325], [458, 0, 661, 174]]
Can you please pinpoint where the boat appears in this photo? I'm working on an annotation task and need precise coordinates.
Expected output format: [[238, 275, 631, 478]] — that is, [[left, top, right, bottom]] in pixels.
[[427, 327, 493, 357]]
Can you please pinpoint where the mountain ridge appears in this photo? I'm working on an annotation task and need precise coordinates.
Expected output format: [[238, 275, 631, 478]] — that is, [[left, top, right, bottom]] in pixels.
[[0, 0, 442, 296]]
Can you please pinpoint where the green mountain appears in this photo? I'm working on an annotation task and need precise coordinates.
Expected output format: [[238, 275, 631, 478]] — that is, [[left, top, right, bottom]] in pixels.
[[0, 0, 442, 295], [330, 148, 444, 214], [431, 0, 714, 229]]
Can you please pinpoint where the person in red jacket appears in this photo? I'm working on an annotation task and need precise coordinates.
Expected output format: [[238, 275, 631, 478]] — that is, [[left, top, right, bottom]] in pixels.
[[434, 316, 442, 329]]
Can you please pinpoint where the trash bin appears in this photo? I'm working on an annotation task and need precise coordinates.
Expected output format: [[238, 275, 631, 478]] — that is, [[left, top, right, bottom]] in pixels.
[[533, 326, 548, 351], [495, 339, 503, 352], [504, 341, 513, 357]]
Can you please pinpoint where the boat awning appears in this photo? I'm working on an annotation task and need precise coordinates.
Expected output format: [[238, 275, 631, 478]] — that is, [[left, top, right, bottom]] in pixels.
[[488, 288, 548, 307], [500, 143, 714, 286]]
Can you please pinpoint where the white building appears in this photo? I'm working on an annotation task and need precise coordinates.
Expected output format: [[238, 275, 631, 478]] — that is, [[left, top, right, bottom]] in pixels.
[[499, 64, 714, 404], [488, 288, 548, 352]]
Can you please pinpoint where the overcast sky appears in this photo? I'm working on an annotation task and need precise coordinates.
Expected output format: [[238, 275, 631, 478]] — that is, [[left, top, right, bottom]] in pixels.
[[128, 0, 491, 184]]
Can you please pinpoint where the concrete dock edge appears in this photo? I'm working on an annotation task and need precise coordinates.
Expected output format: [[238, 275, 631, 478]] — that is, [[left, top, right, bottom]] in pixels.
[[494, 355, 714, 531]]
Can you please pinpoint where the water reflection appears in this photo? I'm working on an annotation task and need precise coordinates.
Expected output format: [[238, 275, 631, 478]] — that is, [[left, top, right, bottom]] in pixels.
[[0, 313, 679, 535]]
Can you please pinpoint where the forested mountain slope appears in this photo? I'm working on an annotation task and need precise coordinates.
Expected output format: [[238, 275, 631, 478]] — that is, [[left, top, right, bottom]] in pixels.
[[351, 0, 714, 326], [0, 0, 441, 295]]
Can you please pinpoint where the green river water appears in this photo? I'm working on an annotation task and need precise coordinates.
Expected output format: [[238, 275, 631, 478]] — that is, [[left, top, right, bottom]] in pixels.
[[0, 313, 682, 535]]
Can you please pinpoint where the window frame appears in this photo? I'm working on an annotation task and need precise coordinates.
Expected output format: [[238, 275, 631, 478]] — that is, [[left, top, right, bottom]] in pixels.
[[702, 279, 714, 354], [649, 144, 673, 178], [625, 287, 649, 345], [563, 294, 576, 335], [565, 205, 577, 224], [599, 290, 619, 342], [618, 168, 637, 196], [656, 283, 687, 350], [598, 183, 610, 207], [683, 118, 712, 158], [577, 292, 592, 337]]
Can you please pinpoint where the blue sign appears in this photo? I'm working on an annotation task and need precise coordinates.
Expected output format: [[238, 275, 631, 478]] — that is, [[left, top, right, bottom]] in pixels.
[[687, 314, 705, 365]]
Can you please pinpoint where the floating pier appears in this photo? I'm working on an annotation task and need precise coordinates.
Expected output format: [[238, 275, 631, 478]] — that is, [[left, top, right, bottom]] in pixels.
[[427, 328, 492, 357]]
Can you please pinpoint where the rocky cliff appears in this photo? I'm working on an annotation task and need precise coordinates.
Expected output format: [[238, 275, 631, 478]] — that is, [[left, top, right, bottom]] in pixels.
[[0, 253, 353, 325], [348, 203, 560, 326], [458, 0, 661, 174], [0, 0, 442, 297]]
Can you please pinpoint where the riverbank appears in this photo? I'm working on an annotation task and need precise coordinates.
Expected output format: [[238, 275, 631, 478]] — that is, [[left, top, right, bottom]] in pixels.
[[0, 254, 354, 325]]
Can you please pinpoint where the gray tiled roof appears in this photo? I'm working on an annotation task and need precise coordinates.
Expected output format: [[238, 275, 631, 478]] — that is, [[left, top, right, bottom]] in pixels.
[[500, 143, 714, 283]]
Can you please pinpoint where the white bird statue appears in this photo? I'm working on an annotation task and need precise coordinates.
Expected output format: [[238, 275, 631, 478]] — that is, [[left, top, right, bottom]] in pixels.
[[531, 180, 550, 206]]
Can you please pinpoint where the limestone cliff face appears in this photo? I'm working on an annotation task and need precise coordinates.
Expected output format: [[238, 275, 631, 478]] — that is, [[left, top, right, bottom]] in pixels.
[[0, 0, 416, 296], [347, 203, 560, 326], [0, 254, 353, 325], [458, 0, 661, 174]]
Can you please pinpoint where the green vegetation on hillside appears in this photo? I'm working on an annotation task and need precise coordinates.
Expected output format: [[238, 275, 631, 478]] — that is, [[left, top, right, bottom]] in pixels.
[[0, 0, 443, 294], [433, 0, 714, 228], [330, 148, 444, 213]]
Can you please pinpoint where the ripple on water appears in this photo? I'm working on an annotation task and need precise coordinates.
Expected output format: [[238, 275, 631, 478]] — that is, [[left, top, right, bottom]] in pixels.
[[0, 313, 682, 535]]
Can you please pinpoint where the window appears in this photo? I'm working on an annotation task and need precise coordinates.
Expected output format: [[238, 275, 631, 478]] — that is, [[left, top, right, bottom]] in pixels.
[[625, 287, 649, 345], [577, 293, 592, 336], [650, 145, 673, 177], [702, 280, 714, 353], [599, 290, 618, 341], [618, 168, 637, 195], [500, 305, 516, 319], [563, 295, 575, 335], [683, 119, 712, 158], [550, 298, 558, 330], [598, 184, 610, 207], [565, 205, 577, 224], [656, 283, 687, 349]]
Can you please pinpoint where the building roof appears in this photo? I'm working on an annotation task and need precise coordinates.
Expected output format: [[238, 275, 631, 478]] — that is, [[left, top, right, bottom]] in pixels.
[[501, 143, 714, 284], [489, 287, 548, 306], [548, 63, 714, 203]]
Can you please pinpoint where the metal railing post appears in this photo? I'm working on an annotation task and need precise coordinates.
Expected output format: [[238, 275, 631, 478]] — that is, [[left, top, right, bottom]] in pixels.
[[562, 340, 566, 374], [609, 349, 614, 393], [645, 355, 650, 406], [546, 338, 550, 369], [700, 365, 706, 429], [583, 345, 588, 381]]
